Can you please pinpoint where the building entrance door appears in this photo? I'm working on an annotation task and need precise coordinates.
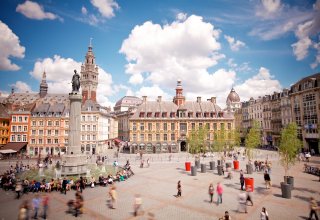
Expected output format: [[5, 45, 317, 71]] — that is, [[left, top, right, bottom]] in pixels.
[[180, 141, 187, 152]]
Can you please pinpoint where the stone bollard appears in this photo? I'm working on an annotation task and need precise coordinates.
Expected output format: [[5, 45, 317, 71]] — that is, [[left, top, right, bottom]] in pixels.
[[201, 164, 206, 173]]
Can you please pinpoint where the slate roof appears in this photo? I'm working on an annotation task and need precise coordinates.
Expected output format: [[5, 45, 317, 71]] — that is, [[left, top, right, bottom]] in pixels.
[[0, 104, 10, 119]]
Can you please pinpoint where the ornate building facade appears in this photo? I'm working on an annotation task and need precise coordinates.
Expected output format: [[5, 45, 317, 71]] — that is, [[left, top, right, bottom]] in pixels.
[[128, 80, 235, 153]]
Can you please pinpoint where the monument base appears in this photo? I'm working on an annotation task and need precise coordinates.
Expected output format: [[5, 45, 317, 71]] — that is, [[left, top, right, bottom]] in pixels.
[[61, 154, 87, 176]]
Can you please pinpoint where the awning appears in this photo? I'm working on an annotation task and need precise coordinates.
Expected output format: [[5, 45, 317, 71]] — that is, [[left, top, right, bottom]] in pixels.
[[114, 138, 122, 143], [1, 142, 28, 152], [0, 149, 17, 154]]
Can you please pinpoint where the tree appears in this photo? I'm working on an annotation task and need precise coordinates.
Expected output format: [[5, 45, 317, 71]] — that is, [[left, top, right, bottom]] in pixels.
[[187, 126, 209, 156], [245, 120, 261, 161], [230, 129, 241, 150], [278, 122, 301, 176], [213, 129, 227, 158]]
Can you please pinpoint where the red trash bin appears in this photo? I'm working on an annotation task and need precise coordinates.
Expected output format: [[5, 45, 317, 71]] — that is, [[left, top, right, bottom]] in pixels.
[[245, 177, 254, 192], [233, 160, 239, 170], [185, 162, 191, 171]]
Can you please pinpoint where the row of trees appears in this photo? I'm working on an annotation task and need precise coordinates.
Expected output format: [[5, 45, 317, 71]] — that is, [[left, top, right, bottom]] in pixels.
[[187, 121, 302, 176]]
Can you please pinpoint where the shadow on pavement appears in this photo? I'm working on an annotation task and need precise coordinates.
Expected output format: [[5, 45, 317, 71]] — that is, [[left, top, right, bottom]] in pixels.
[[294, 186, 318, 194], [294, 195, 310, 202], [298, 216, 309, 219], [273, 193, 282, 198]]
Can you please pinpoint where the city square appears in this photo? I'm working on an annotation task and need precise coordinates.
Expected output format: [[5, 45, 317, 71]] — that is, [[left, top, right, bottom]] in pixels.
[[0, 0, 320, 220]]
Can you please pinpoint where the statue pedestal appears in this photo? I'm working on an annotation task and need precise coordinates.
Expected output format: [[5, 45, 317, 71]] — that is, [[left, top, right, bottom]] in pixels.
[[61, 154, 87, 176]]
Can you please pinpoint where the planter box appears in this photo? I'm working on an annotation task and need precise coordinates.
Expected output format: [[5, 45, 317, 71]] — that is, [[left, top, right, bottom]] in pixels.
[[191, 166, 197, 176], [284, 176, 294, 190], [281, 182, 291, 199]]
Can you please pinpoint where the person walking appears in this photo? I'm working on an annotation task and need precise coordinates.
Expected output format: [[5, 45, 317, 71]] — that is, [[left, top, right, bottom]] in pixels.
[[32, 194, 41, 219], [240, 173, 245, 191], [246, 188, 253, 206], [309, 197, 319, 220], [41, 194, 49, 219], [62, 177, 68, 195], [216, 182, 223, 205], [264, 170, 271, 189], [109, 185, 117, 209], [15, 179, 23, 199], [177, 181, 182, 197], [260, 207, 269, 220], [208, 183, 214, 203], [238, 191, 247, 213], [18, 200, 30, 220], [79, 176, 85, 193], [219, 211, 231, 220], [133, 194, 142, 216]]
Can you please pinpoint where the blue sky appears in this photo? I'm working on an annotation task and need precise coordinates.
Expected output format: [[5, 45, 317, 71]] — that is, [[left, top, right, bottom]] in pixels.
[[0, 0, 319, 107]]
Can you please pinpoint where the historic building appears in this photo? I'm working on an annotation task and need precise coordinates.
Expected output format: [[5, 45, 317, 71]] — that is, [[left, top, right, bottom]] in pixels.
[[128, 80, 235, 153], [226, 88, 241, 112], [290, 73, 320, 154], [0, 104, 10, 146]]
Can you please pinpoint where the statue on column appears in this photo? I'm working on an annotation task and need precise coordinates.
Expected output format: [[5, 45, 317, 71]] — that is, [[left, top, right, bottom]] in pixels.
[[72, 69, 80, 92]]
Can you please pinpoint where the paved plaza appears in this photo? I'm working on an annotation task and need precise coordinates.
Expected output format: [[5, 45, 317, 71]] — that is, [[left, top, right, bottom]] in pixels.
[[0, 149, 319, 220]]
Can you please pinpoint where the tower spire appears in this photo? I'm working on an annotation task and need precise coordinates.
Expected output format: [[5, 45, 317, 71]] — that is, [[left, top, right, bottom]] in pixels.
[[39, 70, 48, 98]]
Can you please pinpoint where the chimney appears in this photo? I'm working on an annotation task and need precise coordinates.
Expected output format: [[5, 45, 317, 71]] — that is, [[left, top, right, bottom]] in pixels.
[[210, 97, 216, 104], [142, 96, 147, 102], [197, 97, 201, 103], [157, 96, 162, 102]]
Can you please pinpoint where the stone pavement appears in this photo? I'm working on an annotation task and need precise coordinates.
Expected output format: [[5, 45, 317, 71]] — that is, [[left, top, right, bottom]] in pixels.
[[0, 149, 319, 220]]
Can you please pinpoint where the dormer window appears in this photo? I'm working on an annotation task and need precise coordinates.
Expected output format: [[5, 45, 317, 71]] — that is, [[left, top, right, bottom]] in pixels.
[[139, 112, 145, 118], [188, 112, 193, 118], [162, 112, 167, 118], [210, 112, 215, 117], [147, 112, 152, 118], [196, 112, 201, 118], [155, 112, 160, 118]]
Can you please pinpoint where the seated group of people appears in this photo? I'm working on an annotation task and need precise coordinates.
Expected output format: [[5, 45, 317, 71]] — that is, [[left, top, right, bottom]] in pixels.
[[253, 160, 271, 172]]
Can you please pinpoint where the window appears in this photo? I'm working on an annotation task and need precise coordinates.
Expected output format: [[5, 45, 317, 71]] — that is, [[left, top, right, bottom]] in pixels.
[[55, 121, 59, 126], [180, 123, 187, 131], [87, 135, 90, 141], [39, 121, 44, 126], [32, 130, 36, 135], [19, 116, 22, 122], [87, 125, 90, 131], [133, 134, 137, 142], [82, 135, 85, 141], [54, 139, 58, 144], [140, 134, 144, 142], [32, 121, 36, 126], [93, 125, 96, 131], [220, 123, 225, 130], [47, 139, 51, 144], [156, 134, 160, 141], [171, 133, 175, 141], [92, 135, 96, 140], [86, 144, 90, 151], [171, 123, 175, 130], [39, 130, 43, 135], [31, 139, 36, 144], [133, 123, 137, 131], [206, 123, 210, 129], [227, 123, 231, 130], [93, 116, 96, 121], [22, 135, 26, 142], [82, 125, 85, 131], [17, 135, 21, 142], [140, 123, 144, 131], [24, 116, 28, 122], [65, 139, 68, 144], [11, 135, 15, 142], [65, 130, 69, 135], [148, 123, 152, 131], [191, 123, 195, 129], [156, 123, 160, 131], [12, 126, 16, 132], [38, 139, 43, 144], [213, 123, 217, 130], [199, 123, 203, 128], [148, 134, 152, 141], [164, 134, 168, 141], [55, 130, 59, 136], [24, 126, 27, 132], [48, 121, 52, 126], [164, 123, 167, 131], [82, 116, 85, 121], [12, 116, 16, 122], [47, 130, 51, 136], [18, 126, 22, 132], [87, 116, 91, 121]]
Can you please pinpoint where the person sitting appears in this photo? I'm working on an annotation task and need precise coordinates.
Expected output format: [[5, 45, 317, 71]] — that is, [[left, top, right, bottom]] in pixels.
[[90, 176, 95, 188], [107, 174, 113, 185], [99, 175, 104, 186]]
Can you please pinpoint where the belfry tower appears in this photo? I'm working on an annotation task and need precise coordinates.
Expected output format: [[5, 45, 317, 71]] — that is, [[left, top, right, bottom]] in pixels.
[[39, 71, 48, 98], [80, 39, 99, 103], [173, 79, 185, 106]]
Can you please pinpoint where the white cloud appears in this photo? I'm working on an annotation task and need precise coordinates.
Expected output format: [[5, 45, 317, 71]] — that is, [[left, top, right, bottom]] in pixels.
[[0, 21, 25, 71], [176, 12, 187, 21], [311, 40, 320, 69], [235, 67, 282, 101], [81, 6, 88, 15], [120, 15, 227, 97], [29, 55, 114, 107], [134, 85, 171, 101], [224, 35, 245, 51], [291, 37, 312, 61], [10, 81, 34, 93], [90, 0, 119, 18], [255, 0, 283, 19], [16, 0, 59, 20]]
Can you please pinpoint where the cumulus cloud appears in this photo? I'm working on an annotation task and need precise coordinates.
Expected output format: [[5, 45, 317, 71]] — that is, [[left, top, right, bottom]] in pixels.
[[29, 55, 114, 107], [224, 35, 245, 51], [134, 85, 171, 101], [292, 37, 312, 61], [120, 15, 227, 96], [90, 0, 119, 18], [0, 21, 25, 71], [10, 81, 34, 93], [176, 12, 187, 21], [255, 0, 283, 19], [235, 67, 282, 101], [16, 1, 59, 20], [81, 6, 88, 15]]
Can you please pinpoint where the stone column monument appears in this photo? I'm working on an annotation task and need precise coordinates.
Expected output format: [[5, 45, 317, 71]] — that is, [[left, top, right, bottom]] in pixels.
[[61, 70, 87, 176]]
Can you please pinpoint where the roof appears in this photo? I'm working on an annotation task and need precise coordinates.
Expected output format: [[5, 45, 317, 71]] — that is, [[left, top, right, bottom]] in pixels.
[[227, 88, 240, 103], [82, 99, 100, 112], [115, 96, 142, 107], [1, 142, 28, 152], [0, 104, 10, 119]]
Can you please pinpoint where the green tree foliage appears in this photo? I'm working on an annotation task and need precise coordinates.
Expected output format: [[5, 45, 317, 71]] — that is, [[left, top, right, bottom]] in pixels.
[[245, 120, 261, 160], [213, 129, 227, 155], [279, 122, 301, 176], [230, 129, 241, 149], [187, 126, 209, 155]]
